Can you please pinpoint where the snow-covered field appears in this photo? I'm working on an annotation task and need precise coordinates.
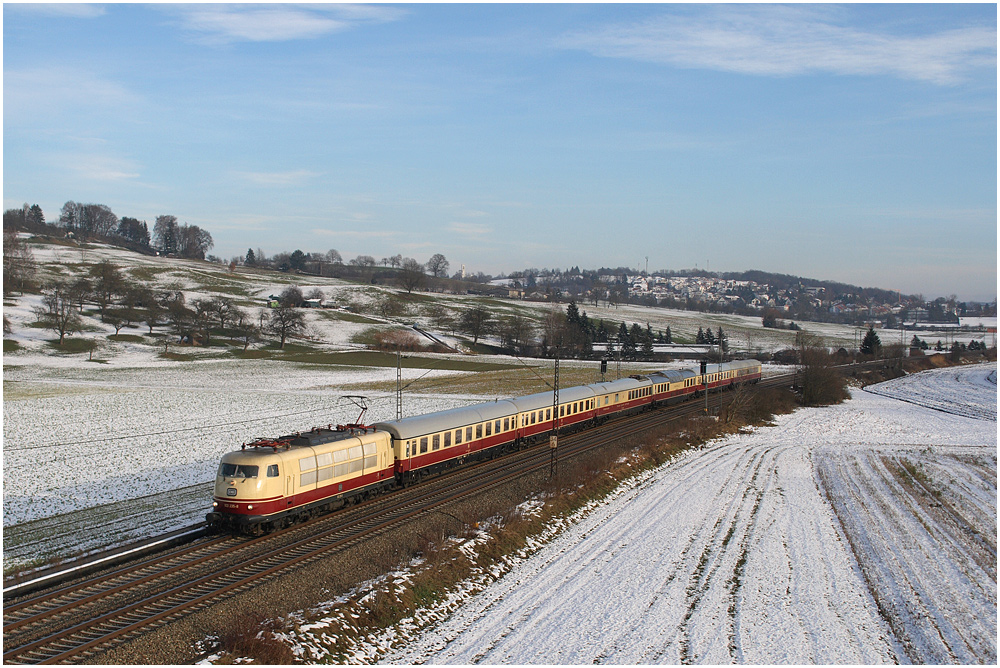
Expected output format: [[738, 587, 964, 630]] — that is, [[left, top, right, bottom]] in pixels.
[[2, 362, 470, 529], [359, 363, 997, 665]]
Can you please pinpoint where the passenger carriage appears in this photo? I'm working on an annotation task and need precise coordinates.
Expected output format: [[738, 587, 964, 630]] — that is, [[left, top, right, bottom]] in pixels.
[[702, 360, 761, 392], [590, 376, 653, 420], [374, 400, 520, 485], [648, 368, 699, 405], [511, 385, 597, 442]]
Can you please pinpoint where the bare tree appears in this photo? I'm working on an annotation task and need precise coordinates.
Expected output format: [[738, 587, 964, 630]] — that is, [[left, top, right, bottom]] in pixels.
[[459, 306, 491, 345], [427, 253, 449, 278], [231, 307, 261, 351], [81, 203, 118, 238], [279, 286, 304, 308], [267, 304, 306, 349], [376, 293, 406, 319], [33, 283, 83, 345], [178, 224, 214, 259], [796, 332, 849, 406], [397, 258, 426, 294], [497, 313, 534, 353], [208, 295, 235, 329], [164, 292, 196, 343], [89, 260, 125, 321], [3, 228, 37, 295], [153, 215, 179, 253]]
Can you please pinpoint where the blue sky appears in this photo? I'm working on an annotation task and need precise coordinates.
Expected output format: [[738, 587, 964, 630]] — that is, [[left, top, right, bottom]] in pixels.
[[4, 3, 996, 301]]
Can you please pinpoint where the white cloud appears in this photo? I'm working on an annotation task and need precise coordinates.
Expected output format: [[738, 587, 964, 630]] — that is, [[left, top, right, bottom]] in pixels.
[[234, 170, 321, 186], [448, 222, 491, 237], [7, 4, 105, 19], [559, 6, 996, 85], [4, 67, 141, 120], [168, 4, 405, 44], [310, 228, 396, 239], [56, 153, 141, 182]]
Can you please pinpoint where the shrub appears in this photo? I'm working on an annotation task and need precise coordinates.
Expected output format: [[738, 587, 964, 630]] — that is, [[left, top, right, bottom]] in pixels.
[[217, 613, 295, 665], [372, 329, 423, 352]]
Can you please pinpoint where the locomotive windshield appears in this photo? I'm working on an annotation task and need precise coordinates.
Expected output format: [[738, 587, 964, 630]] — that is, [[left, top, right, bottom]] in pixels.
[[219, 463, 259, 478]]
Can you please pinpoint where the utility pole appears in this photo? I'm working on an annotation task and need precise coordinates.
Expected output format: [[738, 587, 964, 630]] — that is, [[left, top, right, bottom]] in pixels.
[[396, 350, 403, 421], [550, 358, 559, 478]]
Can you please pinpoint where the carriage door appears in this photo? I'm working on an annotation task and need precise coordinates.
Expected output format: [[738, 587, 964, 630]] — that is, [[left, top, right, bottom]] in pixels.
[[286, 475, 294, 504]]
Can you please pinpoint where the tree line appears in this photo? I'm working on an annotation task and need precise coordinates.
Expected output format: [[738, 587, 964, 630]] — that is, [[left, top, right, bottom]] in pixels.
[[241, 246, 455, 295], [3, 202, 214, 260]]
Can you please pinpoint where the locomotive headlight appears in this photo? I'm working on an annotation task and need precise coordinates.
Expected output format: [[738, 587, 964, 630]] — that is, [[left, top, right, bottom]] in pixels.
[[247, 505, 253, 510], [213, 501, 218, 507]]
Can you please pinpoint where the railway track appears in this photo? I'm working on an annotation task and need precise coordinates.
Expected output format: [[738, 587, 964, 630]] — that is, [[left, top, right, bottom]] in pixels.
[[3, 371, 800, 664]]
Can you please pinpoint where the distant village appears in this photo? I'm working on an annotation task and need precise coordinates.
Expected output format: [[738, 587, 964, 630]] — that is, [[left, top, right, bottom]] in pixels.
[[490, 269, 996, 330]]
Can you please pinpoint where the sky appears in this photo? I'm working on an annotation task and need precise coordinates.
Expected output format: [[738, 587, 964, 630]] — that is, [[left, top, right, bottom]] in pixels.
[[3, 3, 997, 301]]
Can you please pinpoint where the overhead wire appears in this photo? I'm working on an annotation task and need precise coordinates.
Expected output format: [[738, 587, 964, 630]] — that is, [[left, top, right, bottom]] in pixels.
[[6, 398, 358, 452]]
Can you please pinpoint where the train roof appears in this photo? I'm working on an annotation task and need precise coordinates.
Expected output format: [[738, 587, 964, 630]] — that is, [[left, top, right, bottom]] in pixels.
[[374, 399, 518, 440], [705, 359, 761, 373], [511, 385, 595, 412], [589, 377, 648, 395], [648, 368, 697, 383]]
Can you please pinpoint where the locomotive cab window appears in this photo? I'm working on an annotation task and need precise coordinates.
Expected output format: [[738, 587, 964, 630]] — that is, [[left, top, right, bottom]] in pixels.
[[220, 463, 259, 478], [267, 464, 279, 477]]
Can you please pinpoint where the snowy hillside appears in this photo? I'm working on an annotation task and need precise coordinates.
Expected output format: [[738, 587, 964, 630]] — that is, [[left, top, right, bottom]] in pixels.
[[357, 364, 997, 665]]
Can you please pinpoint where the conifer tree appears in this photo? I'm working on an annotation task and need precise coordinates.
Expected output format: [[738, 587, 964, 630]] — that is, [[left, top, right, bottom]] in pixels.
[[860, 326, 882, 356]]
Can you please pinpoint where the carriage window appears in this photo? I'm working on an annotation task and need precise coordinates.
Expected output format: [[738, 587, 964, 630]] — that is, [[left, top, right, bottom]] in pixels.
[[420, 437, 428, 454], [466, 426, 473, 441], [267, 464, 279, 477], [433, 434, 440, 450], [486, 421, 492, 436], [455, 429, 462, 444], [504, 418, 509, 431], [560, 405, 565, 417], [445, 431, 452, 447], [495, 419, 501, 432], [477, 424, 483, 438], [546, 409, 551, 420]]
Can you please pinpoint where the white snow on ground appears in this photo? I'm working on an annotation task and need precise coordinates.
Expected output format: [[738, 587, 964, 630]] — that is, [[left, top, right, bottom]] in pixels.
[[375, 364, 996, 665], [864, 363, 997, 420]]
